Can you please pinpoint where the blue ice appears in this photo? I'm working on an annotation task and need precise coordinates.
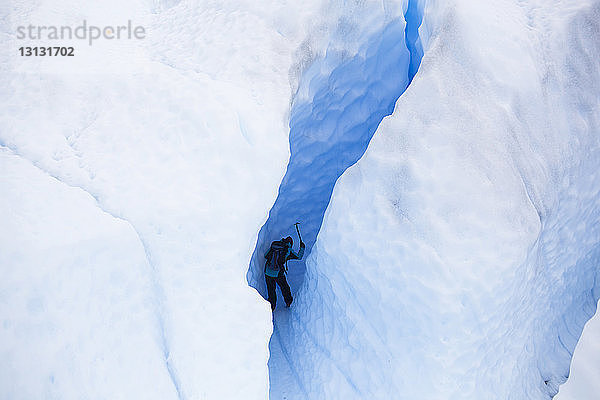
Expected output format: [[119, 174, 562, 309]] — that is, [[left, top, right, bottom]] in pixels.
[[246, 5, 425, 398]]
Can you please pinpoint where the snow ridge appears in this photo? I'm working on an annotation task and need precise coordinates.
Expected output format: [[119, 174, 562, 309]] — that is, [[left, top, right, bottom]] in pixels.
[[0, 143, 184, 400]]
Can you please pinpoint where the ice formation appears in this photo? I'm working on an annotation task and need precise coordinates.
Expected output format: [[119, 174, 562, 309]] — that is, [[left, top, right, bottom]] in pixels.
[[251, 0, 600, 399], [246, 8, 424, 301], [1, 0, 599, 399], [246, 1, 426, 397]]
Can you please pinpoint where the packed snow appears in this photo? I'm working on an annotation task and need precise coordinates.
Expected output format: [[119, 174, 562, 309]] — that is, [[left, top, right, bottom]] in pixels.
[[1, 0, 312, 397], [1, 0, 599, 399], [268, 1, 600, 399]]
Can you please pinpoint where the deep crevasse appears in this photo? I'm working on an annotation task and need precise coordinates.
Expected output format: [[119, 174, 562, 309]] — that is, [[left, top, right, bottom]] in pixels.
[[245, 1, 426, 398], [246, 16, 423, 300]]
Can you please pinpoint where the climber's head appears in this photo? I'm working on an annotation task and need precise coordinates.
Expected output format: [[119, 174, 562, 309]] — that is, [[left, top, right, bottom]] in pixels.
[[283, 236, 293, 247]]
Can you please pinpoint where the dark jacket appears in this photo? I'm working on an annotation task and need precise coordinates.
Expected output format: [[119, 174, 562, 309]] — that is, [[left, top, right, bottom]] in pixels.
[[264, 241, 305, 277]]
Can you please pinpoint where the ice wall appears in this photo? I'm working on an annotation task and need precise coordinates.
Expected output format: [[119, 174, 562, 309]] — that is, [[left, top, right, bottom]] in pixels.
[[247, 10, 424, 300], [273, 1, 600, 399], [245, 1, 426, 397]]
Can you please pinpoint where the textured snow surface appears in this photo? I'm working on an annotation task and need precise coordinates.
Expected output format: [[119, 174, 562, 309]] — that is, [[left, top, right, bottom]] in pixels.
[[1, 0, 599, 399], [0, 152, 178, 399], [267, 0, 600, 399], [1, 0, 323, 397]]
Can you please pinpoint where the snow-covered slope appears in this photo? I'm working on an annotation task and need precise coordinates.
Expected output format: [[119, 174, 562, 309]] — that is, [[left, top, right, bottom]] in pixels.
[[0, 151, 180, 398], [1, 0, 599, 399], [268, 0, 600, 399], [1, 0, 325, 398]]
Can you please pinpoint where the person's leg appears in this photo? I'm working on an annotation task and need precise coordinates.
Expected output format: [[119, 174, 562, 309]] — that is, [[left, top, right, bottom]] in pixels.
[[265, 275, 277, 311], [276, 274, 293, 306]]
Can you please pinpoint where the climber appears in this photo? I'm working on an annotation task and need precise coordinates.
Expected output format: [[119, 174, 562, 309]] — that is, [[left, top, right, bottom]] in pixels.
[[264, 235, 305, 311]]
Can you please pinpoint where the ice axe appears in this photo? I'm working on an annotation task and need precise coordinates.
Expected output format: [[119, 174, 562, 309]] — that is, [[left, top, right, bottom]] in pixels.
[[294, 222, 303, 244]]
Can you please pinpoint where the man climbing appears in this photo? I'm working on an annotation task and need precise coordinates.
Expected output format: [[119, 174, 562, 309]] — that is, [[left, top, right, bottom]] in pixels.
[[264, 235, 305, 311]]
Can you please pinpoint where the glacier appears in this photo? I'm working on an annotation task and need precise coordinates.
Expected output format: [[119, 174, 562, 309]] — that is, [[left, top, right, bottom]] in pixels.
[[1, 0, 599, 399]]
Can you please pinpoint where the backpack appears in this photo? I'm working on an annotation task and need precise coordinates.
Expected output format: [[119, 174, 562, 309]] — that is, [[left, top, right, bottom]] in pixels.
[[267, 240, 289, 273]]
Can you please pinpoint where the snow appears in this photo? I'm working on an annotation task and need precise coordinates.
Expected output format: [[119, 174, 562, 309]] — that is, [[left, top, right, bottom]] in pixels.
[[1, 0, 318, 397], [260, 0, 600, 399], [554, 306, 600, 400], [0, 151, 178, 399], [2, 0, 599, 399]]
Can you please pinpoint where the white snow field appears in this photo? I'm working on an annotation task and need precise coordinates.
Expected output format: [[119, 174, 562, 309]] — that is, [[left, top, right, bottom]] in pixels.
[[1, 0, 599, 400], [2, 0, 322, 398]]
